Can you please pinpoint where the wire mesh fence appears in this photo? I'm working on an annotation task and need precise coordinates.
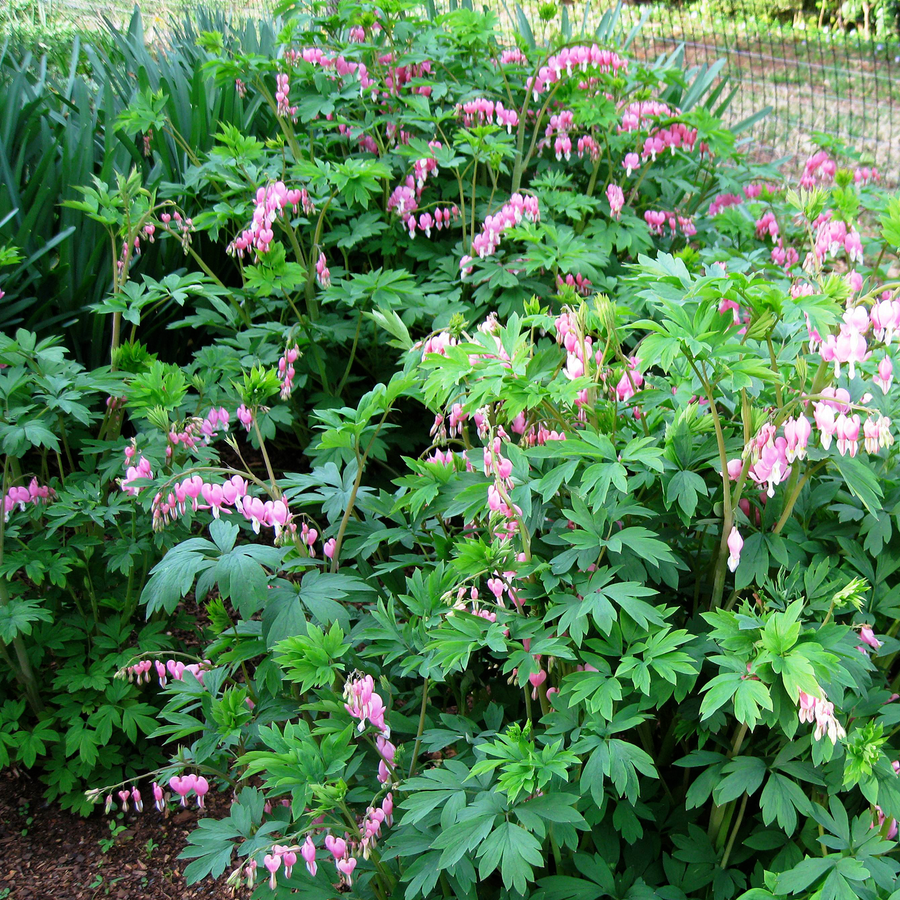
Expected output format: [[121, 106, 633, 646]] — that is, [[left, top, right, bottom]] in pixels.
[[617, 1, 900, 177], [15, 0, 900, 176]]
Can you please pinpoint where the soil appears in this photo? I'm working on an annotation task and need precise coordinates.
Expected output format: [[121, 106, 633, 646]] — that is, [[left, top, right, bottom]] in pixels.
[[0, 770, 232, 900]]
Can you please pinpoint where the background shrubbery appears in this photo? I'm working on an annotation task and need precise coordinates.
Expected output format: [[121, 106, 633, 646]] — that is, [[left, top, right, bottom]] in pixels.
[[3, 0, 900, 898]]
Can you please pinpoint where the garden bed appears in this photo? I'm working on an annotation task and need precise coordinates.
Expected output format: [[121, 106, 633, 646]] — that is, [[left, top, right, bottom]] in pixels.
[[0, 771, 230, 899]]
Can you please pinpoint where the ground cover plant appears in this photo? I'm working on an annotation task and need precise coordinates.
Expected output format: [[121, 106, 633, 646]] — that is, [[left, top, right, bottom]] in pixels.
[[5, 0, 900, 898]]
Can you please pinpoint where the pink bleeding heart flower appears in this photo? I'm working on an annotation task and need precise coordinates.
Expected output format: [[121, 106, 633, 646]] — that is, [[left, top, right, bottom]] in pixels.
[[727, 526, 743, 573], [860, 625, 883, 650], [194, 776, 209, 808], [264, 853, 281, 890], [301, 835, 317, 876], [169, 775, 190, 806], [336, 857, 357, 884], [325, 834, 347, 860]]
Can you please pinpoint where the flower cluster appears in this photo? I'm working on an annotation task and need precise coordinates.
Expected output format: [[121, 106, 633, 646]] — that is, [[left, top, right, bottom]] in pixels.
[[619, 99, 675, 132], [227, 182, 303, 259], [540, 109, 575, 160], [453, 583, 499, 621], [640, 122, 697, 160], [420, 331, 458, 359], [709, 192, 743, 217], [644, 210, 696, 238], [556, 272, 593, 296], [263, 845, 299, 889], [147, 473, 296, 542], [236, 403, 254, 431], [164, 407, 231, 453], [413, 141, 443, 187], [169, 773, 210, 807], [387, 164, 460, 239], [615, 356, 644, 402], [255, 793, 393, 891], [275, 72, 298, 119], [120, 657, 210, 687], [498, 47, 529, 66], [292, 47, 376, 94], [343, 673, 389, 736], [485, 437, 522, 540], [800, 150, 837, 188], [577, 134, 601, 162], [316, 253, 331, 288], [772, 239, 800, 270], [755, 211, 779, 240], [726, 526, 743, 572], [157, 209, 195, 256], [456, 98, 519, 132], [855, 165, 880, 185], [336, 122, 378, 153], [121, 455, 153, 496], [527, 44, 628, 99], [607, 184, 625, 220], [100, 774, 207, 817], [811, 212, 863, 266], [3, 478, 55, 521], [380, 57, 432, 97], [459, 193, 540, 276], [798, 690, 846, 743], [278, 344, 300, 399], [376, 735, 396, 784]]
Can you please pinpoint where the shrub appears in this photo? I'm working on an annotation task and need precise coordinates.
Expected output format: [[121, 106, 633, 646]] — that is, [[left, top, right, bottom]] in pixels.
[[41, 2, 900, 900]]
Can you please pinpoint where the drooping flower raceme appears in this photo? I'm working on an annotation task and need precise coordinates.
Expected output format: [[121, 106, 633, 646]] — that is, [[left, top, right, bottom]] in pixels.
[[460, 193, 540, 277], [227, 182, 303, 259], [344, 672, 390, 737], [3, 478, 55, 521], [798, 690, 846, 743]]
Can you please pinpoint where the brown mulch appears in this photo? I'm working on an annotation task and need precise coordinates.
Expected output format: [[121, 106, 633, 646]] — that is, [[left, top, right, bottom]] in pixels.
[[0, 771, 233, 900]]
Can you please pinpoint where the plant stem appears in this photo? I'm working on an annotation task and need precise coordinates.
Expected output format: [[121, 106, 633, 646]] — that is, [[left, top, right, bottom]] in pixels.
[[408, 677, 430, 779], [707, 721, 748, 840], [719, 792, 749, 866], [772, 462, 825, 534], [251, 418, 279, 494], [688, 359, 731, 610], [330, 409, 391, 570], [336, 312, 363, 396]]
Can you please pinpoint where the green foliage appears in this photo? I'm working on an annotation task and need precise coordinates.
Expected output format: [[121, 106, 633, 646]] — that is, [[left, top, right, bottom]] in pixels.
[[5, 4, 900, 900]]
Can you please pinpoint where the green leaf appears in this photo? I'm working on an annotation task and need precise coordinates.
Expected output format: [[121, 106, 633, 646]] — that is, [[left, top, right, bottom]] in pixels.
[[477, 821, 544, 894], [733, 678, 773, 729], [760, 773, 811, 834], [121, 703, 159, 742], [666, 469, 708, 519], [880, 195, 900, 249], [432, 796, 500, 868], [700, 672, 743, 720], [713, 756, 767, 805], [179, 817, 241, 882], [142, 537, 218, 616], [833, 453, 883, 516], [775, 857, 835, 894], [0, 597, 52, 642]]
